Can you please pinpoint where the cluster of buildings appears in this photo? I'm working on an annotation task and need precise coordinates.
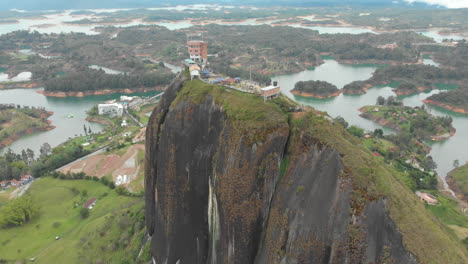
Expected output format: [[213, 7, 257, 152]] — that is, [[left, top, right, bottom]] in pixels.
[[185, 35, 281, 101], [0, 175, 34, 190], [97, 95, 144, 117]]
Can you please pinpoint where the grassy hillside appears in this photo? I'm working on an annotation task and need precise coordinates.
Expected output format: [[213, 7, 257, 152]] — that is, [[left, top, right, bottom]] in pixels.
[[0, 177, 149, 264], [290, 110, 467, 263], [0, 108, 52, 148], [449, 163, 468, 198]]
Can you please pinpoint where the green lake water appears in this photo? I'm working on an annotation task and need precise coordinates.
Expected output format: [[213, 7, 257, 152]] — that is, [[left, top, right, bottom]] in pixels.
[[0, 88, 161, 155], [272, 59, 468, 185]]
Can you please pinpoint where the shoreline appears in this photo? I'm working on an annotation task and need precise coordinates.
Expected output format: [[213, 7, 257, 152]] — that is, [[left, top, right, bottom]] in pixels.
[[394, 86, 432, 96], [423, 100, 468, 115], [37, 86, 164, 98], [86, 116, 113, 126], [358, 108, 401, 132], [291, 89, 342, 99], [0, 82, 43, 90], [0, 111, 55, 150], [359, 106, 455, 141], [343, 83, 373, 95]]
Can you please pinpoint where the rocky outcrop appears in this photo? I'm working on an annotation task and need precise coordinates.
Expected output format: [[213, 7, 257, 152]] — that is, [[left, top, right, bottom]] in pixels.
[[145, 77, 467, 264]]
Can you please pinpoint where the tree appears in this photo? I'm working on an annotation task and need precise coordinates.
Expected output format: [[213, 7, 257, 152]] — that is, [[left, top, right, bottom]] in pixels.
[[0, 196, 38, 228], [453, 159, 460, 169], [386, 96, 396, 106], [39, 143, 52, 159], [21, 150, 28, 164], [422, 156, 437, 171], [335, 116, 348, 129], [79, 208, 89, 219], [376, 96, 386, 106], [347, 126, 364, 138], [83, 125, 88, 136], [88, 126, 92, 135], [26, 149, 35, 163], [373, 129, 384, 138]]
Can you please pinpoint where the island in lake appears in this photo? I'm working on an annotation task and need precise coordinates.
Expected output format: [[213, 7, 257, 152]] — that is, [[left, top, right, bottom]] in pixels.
[[0, 104, 55, 150], [393, 82, 432, 96], [359, 104, 455, 142], [424, 88, 468, 115], [342, 80, 373, 95], [291, 80, 341, 98]]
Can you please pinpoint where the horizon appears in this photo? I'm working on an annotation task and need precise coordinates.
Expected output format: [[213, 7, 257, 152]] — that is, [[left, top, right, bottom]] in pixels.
[[1, 0, 467, 12]]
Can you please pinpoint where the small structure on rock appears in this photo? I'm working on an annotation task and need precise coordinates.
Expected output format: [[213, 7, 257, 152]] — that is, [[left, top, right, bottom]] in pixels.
[[260, 81, 281, 101]]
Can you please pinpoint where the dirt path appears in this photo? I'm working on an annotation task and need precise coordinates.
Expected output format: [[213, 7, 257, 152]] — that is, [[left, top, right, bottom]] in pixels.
[[59, 144, 144, 186], [9, 179, 37, 199]]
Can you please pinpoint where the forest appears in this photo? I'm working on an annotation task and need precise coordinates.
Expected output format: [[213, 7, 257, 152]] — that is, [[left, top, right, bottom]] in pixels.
[[0, 23, 446, 91], [0, 140, 89, 182], [292, 80, 339, 95], [342, 80, 366, 93], [44, 69, 175, 92], [427, 88, 468, 111], [0, 106, 52, 148], [432, 40, 468, 68], [370, 64, 466, 87]]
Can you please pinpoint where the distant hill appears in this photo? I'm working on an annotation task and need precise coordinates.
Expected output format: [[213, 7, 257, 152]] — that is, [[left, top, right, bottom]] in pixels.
[[0, 0, 438, 11]]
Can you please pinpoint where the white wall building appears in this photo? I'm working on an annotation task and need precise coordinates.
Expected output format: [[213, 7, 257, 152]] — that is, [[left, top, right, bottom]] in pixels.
[[120, 95, 134, 102], [98, 103, 124, 117]]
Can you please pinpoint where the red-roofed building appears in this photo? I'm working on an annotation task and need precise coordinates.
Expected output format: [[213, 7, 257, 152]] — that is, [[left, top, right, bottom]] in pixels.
[[83, 198, 97, 209], [9, 179, 21, 187], [373, 152, 381, 157], [20, 175, 33, 182], [223, 78, 238, 85]]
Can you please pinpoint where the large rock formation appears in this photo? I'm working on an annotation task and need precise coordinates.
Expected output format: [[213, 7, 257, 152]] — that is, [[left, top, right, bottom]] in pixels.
[[145, 74, 467, 264]]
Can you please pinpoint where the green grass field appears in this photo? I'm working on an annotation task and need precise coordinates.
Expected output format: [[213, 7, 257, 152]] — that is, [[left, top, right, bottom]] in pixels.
[[0, 177, 148, 264], [0, 109, 51, 144], [425, 192, 468, 228], [451, 164, 468, 197], [0, 188, 14, 207], [136, 103, 157, 125]]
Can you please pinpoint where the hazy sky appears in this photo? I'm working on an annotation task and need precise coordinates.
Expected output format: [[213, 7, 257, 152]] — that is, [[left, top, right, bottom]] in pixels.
[[406, 0, 468, 8]]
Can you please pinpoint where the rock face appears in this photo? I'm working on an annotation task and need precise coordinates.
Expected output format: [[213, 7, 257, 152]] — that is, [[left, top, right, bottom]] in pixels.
[[145, 76, 466, 264]]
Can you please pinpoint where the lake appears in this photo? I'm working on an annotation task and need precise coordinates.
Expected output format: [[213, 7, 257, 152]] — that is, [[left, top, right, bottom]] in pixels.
[[0, 88, 160, 155], [272, 59, 468, 186], [418, 30, 467, 43]]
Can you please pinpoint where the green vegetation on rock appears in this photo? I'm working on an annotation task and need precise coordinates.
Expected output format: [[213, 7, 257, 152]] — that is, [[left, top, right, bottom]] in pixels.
[[289, 111, 466, 263], [447, 163, 468, 201]]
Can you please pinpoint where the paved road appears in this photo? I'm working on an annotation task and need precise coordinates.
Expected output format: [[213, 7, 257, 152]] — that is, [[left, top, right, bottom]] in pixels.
[[125, 109, 145, 128]]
